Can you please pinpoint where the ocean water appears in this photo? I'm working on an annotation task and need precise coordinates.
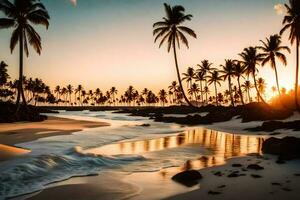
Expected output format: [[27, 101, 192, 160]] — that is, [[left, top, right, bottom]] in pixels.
[[0, 111, 264, 199]]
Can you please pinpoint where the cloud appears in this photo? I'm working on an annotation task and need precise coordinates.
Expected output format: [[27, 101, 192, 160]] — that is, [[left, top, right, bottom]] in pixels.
[[274, 4, 286, 15], [70, 0, 77, 6]]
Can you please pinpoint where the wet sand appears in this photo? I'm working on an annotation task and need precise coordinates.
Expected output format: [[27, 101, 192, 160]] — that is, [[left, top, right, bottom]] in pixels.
[[0, 117, 109, 161]]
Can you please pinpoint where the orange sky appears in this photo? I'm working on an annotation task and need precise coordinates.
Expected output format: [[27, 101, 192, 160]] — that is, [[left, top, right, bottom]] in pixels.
[[0, 0, 294, 97]]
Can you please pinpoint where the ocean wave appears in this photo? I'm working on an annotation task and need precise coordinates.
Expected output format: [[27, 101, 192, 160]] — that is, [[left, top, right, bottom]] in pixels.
[[0, 146, 146, 199]]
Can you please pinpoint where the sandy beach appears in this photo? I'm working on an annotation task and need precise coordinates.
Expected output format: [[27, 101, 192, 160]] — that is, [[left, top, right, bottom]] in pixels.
[[0, 116, 109, 161]]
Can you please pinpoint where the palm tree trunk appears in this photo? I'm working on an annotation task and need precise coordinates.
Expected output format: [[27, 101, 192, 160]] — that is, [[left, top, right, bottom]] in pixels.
[[273, 62, 282, 98], [199, 80, 203, 104], [237, 76, 244, 105], [253, 74, 267, 105], [172, 40, 195, 107], [205, 80, 208, 104], [228, 76, 235, 107], [214, 82, 218, 106], [295, 39, 300, 111], [16, 31, 27, 113]]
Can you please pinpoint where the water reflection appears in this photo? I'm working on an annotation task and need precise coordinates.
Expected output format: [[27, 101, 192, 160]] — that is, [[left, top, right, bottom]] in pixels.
[[84, 127, 264, 170]]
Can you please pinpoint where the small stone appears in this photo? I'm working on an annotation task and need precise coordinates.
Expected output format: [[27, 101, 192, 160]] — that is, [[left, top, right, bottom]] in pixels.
[[217, 185, 226, 188], [232, 163, 242, 167], [271, 182, 281, 186], [247, 164, 264, 170], [251, 174, 262, 178], [208, 190, 222, 195]]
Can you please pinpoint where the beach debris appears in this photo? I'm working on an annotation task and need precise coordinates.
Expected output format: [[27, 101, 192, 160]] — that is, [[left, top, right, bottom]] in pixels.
[[251, 174, 262, 178], [172, 170, 202, 187], [208, 190, 222, 195], [247, 164, 264, 170], [232, 163, 243, 167]]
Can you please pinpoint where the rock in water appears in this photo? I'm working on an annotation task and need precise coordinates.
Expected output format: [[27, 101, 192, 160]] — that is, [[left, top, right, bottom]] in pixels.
[[171, 170, 202, 187], [262, 137, 300, 160]]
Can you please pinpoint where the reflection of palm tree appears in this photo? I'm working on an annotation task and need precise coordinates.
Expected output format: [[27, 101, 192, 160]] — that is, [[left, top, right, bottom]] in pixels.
[[220, 59, 235, 106], [258, 34, 290, 98], [207, 71, 222, 106], [0, 0, 50, 109], [280, 0, 300, 110], [239, 47, 267, 104], [153, 3, 197, 107]]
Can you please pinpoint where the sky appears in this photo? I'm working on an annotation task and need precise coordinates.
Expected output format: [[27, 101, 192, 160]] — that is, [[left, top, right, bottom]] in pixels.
[[0, 0, 293, 96]]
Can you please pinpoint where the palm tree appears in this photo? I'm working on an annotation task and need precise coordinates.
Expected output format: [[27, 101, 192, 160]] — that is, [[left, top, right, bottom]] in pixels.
[[158, 89, 168, 106], [239, 47, 267, 104], [54, 85, 60, 102], [0, 61, 9, 87], [197, 60, 215, 104], [220, 59, 236, 106], [66, 84, 73, 105], [182, 67, 194, 89], [0, 0, 50, 109], [257, 78, 267, 101], [75, 85, 83, 106], [280, 0, 300, 109], [188, 83, 199, 101], [258, 34, 290, 98], [242, 80, 253, 103], [110, 87, 118, 106], [153, 3, 197, 107], [194, 71, 205, 104], [234, 61, 246, 105], [207, 71, 222, 106]]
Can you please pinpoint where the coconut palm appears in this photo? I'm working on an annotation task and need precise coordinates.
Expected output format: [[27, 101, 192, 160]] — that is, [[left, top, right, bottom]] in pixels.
[[110, 87, 118, 106], [0, 61, 9, 87], [207, 71, 222, 106], [194, 71, 205, 104], [258, 34, 290, 98], [54, 85, 60, 102], [182, 67, 194, 89], [234, 61, 246, 105], [197, 60, 215, 103], [220, 59, 236, 106], [0, 0, 50, 108], [257, 78, 267, 101], [280, 0, 300, 109], [239, 47, 267, 104], [242, 80, 253, 103], [158, 89, 168, 106], [153, 3, 197, 107], [75, 85, 83, 105], [66, 84, 73, 105], [188, 83, 199, 101]]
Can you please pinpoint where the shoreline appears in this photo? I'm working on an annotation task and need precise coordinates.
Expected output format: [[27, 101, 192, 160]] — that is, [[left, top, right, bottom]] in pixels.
[[0, 116, 109, 161]]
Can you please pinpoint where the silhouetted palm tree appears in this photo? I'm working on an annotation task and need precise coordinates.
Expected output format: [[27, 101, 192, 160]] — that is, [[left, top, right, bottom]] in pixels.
[[194, 71, 205, 104], [280, 0, 300, 110], [197, 60, 215, 104], [239, 47, 267, 104], [0, 0, 50, 109], [75, 85, 83, 105], [158, 89, 168, 106], [242, 80, 253, 103], [153, 3, 197, 107], [220, 59, 236, 106], [258, 34, 290, 98], [67, 84, 73, 105], [110, 87, 118, 106], [207, 71, 222, 106], [182, 67, 194, 89], [234, 61, 246, 105]]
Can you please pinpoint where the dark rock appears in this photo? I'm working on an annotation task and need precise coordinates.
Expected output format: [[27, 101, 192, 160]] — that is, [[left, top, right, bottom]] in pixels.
[[282, 188, 292, 192], [139, 123, 150, 127], [227, 171, 245, 177], [247, 164, 264, 170], [232, 163, 242, 167], [217, 185, 226, 188], [262, 137, 300, 160], [213, 171, 223, 177], [276, 159, 286, 164], [208, 190, 222, 195], [172, 170, 202, 187], [294, 173, 300, 176], [251, 174, 262, 178], [247, 120, 300, 132]]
